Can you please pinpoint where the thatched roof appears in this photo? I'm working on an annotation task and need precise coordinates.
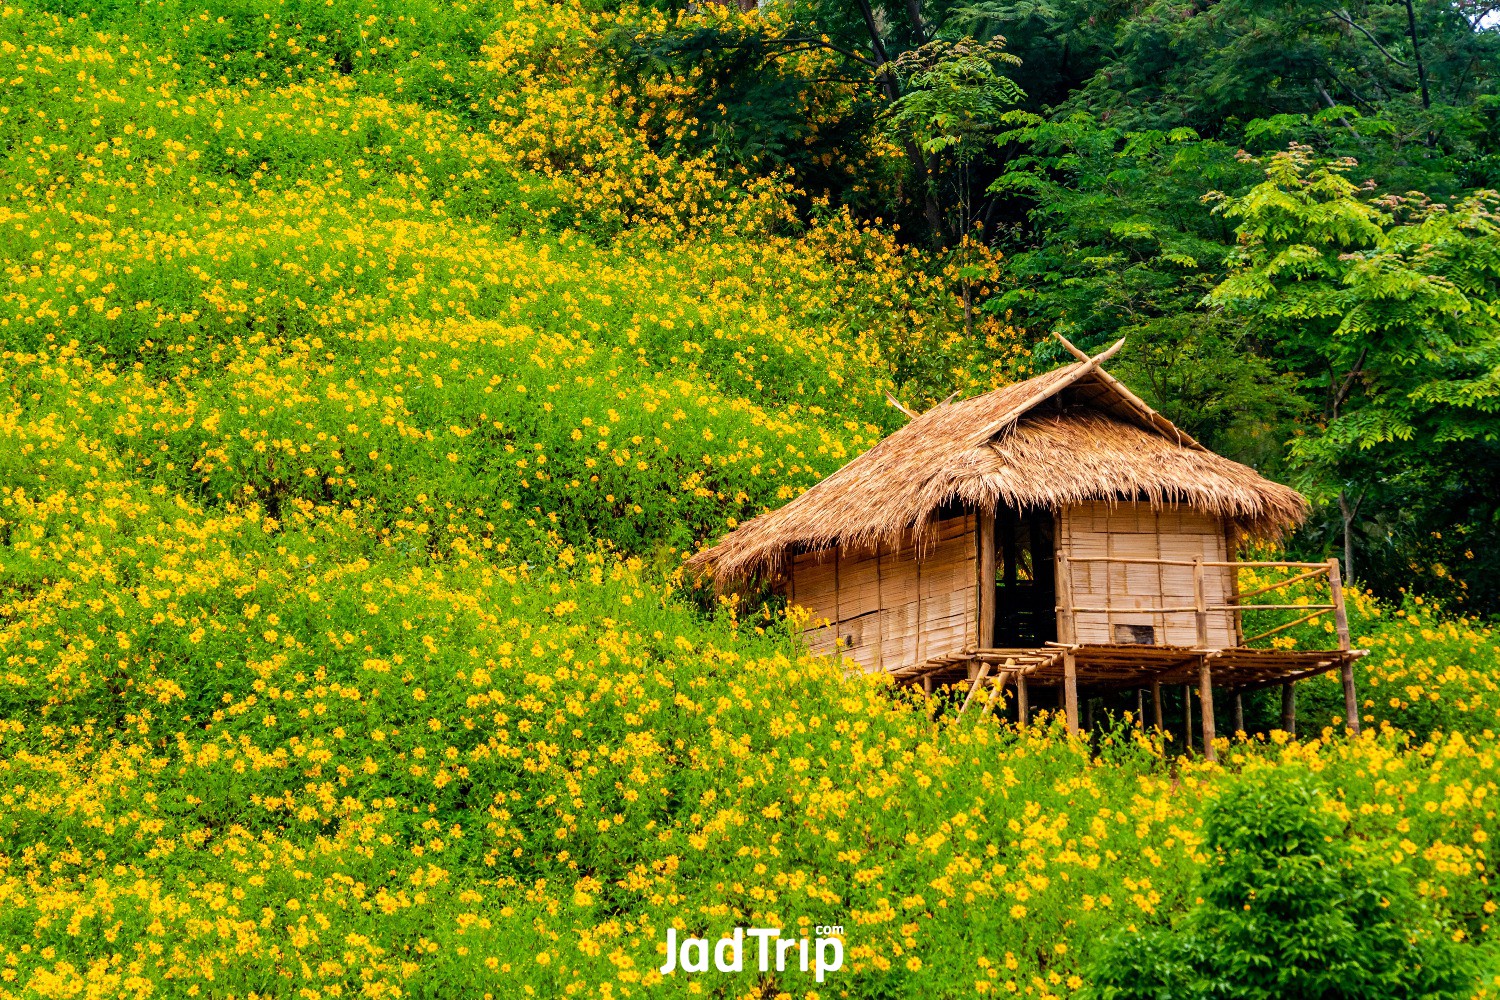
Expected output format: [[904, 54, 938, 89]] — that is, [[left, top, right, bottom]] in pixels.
[[689, 339, 1307, 586]]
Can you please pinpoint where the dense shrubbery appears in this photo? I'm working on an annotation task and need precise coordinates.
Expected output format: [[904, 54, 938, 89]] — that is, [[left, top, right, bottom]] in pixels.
[[1, 2, 1498, 998], [1089, 771, 1480, 1000]]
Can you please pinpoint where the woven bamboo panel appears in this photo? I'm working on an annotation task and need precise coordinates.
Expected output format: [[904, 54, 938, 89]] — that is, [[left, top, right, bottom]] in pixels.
[[1062, 501, 1235, 647], [787, 511, 976, 674]]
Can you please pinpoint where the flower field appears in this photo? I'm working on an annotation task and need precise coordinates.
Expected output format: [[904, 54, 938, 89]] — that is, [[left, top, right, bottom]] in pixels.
[[0, 1, 1497, 997]]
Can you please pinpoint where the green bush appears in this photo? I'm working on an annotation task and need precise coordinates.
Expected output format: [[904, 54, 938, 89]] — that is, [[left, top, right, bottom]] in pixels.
[[1086, 770, 1481, 1000]]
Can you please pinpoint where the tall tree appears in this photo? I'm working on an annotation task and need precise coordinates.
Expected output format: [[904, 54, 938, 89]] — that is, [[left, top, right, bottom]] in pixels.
[[1206, 146, 1500, 580]]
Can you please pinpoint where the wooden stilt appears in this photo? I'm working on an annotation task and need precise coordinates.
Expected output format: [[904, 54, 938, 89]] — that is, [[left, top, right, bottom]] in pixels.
[[1183, 684, 1193, 754], [1063, 650, 1079, 735], [1281, 681, 1295, 736], [959, 661, 993, 716], [1328, 558, 1359, 735], [981, 663, 1013, 719], [922, 675, 934, 698], [1016, 676, 1029, 728], [1085, 697, 1095, 733], [1198, 658, 1217, 762], [1233, 693, 1244, 736], [1151, 680, 1163, 733], [1136, 688, 1145, 730]]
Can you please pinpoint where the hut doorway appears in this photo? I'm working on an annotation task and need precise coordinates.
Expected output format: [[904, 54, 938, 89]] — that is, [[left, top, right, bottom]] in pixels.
[[989, 508, 1057, 647]]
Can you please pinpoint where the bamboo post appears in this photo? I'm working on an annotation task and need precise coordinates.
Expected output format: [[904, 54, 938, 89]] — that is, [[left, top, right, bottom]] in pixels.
[[1136, 688, 1145, 730], [1329, 558, 1359, 735], [981, 677, 1004, 719], [981, 660, 1014, 719], [1016, 675, 1029, 728], [1063, 650, 1079, 736], [1193, 555, 1210, 649], [959, 661, 993, 715], [1233, 693, 1244, 736], [914, 538, 923, 665], [922, 675, 934, 698], [978, 512, 996, 650], [1183, 684, 1194, 754], [1056, 549, 1076, 646], [1151, 680, 1164, 733], [874, 543, 884, 671], [1281, 681, 1295, 735], [1224, 524, 1245, 646], [1055, 545, 1080, 737], [1199, 657, 1218, 762]]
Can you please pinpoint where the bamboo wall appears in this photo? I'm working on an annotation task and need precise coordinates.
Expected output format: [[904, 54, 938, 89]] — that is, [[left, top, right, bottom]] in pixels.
[[1059, 501, 1236, 647], [784, 511, 977, 673]]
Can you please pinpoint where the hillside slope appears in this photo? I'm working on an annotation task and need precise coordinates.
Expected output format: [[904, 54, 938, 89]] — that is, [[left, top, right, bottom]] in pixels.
[[0, 2, 1497, 997]]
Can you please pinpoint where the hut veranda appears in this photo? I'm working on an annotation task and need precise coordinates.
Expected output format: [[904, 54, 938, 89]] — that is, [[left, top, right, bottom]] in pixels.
[[689, 338, 1364, 760]]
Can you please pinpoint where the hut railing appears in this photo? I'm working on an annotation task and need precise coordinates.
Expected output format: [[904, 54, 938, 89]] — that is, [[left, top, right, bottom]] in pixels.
[[1054, 554, 1351, 655]]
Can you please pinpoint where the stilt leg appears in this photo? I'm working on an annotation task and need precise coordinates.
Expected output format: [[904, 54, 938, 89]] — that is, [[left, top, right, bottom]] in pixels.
[[1183, 684, 1193, 754], [1085, 697, 1095, 733], [1063, 650, 1079, 735], [1341, 658, 1360, 735], [1281, 681, 1295, 736], [1233, 693, 1244, 736], [981, 672, 1009, 719], [1199, 659, 1217, 763], [1017, 676, 1029, 729], [1151, 680, 1163, 734], [922, 675, 933, 698], [1136, 688, 1145, 730]]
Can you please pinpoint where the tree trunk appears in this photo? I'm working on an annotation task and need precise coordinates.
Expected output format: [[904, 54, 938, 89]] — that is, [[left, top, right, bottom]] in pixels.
[[851, 0, 942, 243], [1338, 490, 1358, 583], [1402, 0, 1432, 110], [904, 0, 928, 44]]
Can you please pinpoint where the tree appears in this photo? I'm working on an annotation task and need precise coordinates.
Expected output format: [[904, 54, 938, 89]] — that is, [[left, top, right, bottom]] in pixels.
[[885, 37, 1027, 244], [1206, 145, 1500, 581]]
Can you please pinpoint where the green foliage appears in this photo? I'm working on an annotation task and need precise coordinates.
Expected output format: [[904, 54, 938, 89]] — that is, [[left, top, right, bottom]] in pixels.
[[1086, 770, 1480, 1000], [885, 37, 1026, 240], [1206, 146, 1500, 590]]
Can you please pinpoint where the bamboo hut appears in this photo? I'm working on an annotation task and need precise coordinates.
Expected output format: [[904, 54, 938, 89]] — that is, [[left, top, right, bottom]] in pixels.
[[688, 337, 1364, 759]]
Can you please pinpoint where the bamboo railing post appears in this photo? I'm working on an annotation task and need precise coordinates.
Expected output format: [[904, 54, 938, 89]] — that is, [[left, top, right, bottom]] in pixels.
[[1328, 557, 1359, 735], [1193, 556, 1218, 760], [1199, 658, 1218, 762], [978, 512, 996, 650], [1151, 680, 1164, 733], [1056, 549, 1076, 645], [1193, 555, 1210, 649], [1055, 547, 1080, 736], [1281, 681, 1295, 736], [1016, 676, 1029, 728], [1225, 524, 1245, 646]]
